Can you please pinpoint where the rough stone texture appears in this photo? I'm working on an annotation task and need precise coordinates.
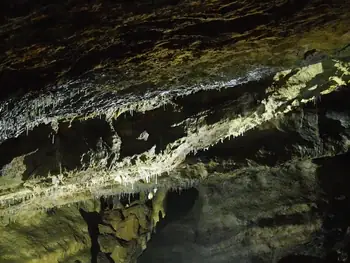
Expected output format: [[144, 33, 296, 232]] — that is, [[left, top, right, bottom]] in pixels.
[[0, 201, 98, 263], [0, 58, 349, 223], [0, 0, 350, 100], [95, 195, 158, 263], [1, 0, 350, 262], [139, 163, 321, 263], [139, 153, 350, 263]]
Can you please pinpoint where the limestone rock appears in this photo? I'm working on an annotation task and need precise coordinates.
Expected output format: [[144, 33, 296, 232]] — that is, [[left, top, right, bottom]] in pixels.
[[115, 214, 140, 242], [96, 252, 111, 263], [98, 224, 116, 235], [110, 243, 131, 263], [151, 189, 167, 229], [102, 209, 124, 231], [123, 204, 151, 232], [1, 0, 350, 262], [98, 234, 118, 253]]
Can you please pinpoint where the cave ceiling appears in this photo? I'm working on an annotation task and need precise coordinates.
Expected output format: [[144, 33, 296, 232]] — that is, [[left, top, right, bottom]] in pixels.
[[1, 0, 350, 262]]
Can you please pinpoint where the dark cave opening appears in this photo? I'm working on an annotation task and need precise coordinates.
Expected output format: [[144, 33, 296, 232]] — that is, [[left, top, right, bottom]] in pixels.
[[79, 209, 103, 263], [137, 187, 199, 263], [314, 151, 350, 257], [156, 187, 199, 231]]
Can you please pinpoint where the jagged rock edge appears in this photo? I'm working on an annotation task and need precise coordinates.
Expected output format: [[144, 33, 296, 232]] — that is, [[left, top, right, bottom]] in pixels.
[[0, 66, 274, 144], [0, 60, 349, 222]]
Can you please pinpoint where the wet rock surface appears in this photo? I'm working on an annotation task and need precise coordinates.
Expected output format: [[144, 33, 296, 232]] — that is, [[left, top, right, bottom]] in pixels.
[[1, 0, 350, 262]]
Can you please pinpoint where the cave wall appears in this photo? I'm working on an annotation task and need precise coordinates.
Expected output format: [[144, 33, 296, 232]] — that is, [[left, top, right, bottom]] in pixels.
[[1, 0, 350, 262]]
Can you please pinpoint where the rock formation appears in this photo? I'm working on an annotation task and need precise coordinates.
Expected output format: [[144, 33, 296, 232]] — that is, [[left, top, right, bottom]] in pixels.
[[1, 0, 350, 262]]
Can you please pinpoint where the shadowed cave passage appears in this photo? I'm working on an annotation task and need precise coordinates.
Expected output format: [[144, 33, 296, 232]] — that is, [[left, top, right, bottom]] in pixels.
[[79, 209, 103, 263], [277, 152, 350, 263], [314, 152, 350, 260], [138, 187, 199, 263]]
